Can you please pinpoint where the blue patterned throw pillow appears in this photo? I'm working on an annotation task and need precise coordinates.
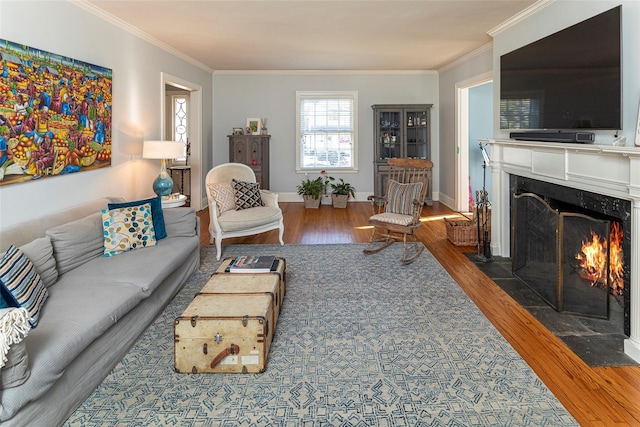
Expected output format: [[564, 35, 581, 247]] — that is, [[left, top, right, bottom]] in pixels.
[[102, 203, 157, 257], [109, 195, 167, 240], [0, 246, 49, 328]]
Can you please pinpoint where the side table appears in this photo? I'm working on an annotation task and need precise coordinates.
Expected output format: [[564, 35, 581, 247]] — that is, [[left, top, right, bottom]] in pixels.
[[161, 194, 187, 208], [169, 165, 191, 204]]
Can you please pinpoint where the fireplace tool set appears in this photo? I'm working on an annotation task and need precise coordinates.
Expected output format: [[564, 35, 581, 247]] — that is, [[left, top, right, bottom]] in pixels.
[[475, 142, 493, 263]]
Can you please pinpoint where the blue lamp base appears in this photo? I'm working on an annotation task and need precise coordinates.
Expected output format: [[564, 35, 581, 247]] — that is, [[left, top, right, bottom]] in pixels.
[[153, 159, 174, 197]]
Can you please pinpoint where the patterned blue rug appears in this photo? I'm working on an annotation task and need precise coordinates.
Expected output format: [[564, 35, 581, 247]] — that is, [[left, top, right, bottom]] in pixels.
[[65, 244, 578, 426]]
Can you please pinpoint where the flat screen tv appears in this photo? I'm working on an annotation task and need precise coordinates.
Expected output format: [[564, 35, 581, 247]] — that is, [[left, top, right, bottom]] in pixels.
[[500, 6, 621, 131]]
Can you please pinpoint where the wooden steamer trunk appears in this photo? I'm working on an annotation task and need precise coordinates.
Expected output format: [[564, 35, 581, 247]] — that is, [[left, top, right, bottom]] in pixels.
[[174, 294, 274, 374], [202, 273, 282, 327], [216, 257, 286, 296]]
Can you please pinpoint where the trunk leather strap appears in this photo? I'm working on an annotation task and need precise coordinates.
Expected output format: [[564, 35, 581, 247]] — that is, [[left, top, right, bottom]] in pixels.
[[210, 344, 239, 368]]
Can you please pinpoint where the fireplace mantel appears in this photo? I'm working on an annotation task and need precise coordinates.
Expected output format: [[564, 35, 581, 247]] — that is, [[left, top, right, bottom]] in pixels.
[[485, 138, 640, 362]]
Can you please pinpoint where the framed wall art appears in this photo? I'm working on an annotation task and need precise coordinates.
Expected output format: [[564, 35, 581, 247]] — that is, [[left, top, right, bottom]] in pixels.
[[0, 39, 113, 186], [246, 118, 260, 135]]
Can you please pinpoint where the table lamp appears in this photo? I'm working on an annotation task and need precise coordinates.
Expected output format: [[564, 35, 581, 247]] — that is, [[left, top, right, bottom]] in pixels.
[[142, 140, 184, 197]]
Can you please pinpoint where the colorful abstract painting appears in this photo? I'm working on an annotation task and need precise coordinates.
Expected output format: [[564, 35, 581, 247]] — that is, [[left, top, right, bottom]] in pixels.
[[0, 39, 112, 186]]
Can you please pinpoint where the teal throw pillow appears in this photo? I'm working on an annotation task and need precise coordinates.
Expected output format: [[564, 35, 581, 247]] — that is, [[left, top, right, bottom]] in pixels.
[[102, 203, 157, 257], [109, 196, 167, 240], [0, 246, 49, 328]]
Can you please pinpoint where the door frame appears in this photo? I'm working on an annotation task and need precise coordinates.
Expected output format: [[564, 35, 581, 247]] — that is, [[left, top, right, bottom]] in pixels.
[[161, 73, 203, 211], [454, 71, 493, 212]]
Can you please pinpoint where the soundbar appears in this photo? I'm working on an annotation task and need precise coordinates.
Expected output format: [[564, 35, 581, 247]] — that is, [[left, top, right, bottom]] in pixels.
[[509, 131, 595, 143]]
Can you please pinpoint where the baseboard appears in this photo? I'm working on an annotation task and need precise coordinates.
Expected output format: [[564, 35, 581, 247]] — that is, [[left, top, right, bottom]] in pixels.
[[624, 338, 640, 363]]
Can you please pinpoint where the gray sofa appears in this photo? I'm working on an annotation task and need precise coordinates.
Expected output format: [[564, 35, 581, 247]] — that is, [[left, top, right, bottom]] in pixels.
[[0, 197, 200, 426]]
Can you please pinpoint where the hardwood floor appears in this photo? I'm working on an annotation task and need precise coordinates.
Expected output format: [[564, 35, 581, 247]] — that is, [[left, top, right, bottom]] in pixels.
[[196, 202, 640, 426]]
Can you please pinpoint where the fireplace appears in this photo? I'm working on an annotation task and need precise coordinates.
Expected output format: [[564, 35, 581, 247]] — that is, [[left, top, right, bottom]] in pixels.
[[484, 138, 640, 363], [510, 176, 629, 329]]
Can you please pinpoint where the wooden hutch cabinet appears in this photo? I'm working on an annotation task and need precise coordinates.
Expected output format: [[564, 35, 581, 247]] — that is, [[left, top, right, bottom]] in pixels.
[[228, 135, 270, 189], [372, 104, 432, 204]]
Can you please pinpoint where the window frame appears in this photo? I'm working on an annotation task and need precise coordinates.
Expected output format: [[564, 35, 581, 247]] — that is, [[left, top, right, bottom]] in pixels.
[[295, 90, 358, 173]]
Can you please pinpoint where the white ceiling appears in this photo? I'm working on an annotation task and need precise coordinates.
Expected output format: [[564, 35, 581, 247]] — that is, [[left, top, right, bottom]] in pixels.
[[81, 0, 540, 72]]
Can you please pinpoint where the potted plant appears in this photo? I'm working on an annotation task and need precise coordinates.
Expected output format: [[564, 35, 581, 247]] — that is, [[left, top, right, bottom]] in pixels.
[[330, 178, 355, 208], [296, 177, 324, 208], [320, 170, 334, 205]]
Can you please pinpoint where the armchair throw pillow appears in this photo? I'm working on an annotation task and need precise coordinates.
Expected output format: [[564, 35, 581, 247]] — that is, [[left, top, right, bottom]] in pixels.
[[232, 179, 265, 210], [207, 181, 236, 213]]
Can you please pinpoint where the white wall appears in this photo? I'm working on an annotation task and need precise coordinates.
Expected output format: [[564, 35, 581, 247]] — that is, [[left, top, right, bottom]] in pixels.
[[212, 72, 439, 200], [438, 48, 494, 205], [0, 1, 213, 229]]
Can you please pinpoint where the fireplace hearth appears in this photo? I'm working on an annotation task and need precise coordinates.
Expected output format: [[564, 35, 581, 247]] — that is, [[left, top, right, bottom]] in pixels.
[[510, 176, 631, 334]]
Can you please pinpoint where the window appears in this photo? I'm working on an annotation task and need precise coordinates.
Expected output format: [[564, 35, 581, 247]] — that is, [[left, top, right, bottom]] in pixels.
[[173, 95, 188, 161], [296, 91, 357, 171]]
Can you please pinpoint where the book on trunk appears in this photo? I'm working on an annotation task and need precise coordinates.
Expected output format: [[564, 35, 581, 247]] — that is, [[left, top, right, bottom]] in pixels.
[[226, 256, 277, 273]]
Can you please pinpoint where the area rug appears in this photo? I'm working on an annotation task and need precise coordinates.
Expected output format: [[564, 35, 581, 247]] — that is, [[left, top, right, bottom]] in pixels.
[[65, 244, 578, 426]]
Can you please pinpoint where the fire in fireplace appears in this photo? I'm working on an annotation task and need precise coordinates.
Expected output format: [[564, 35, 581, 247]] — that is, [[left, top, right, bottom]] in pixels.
[[510, 175, 631, 335], [574, 221, 624, 296]]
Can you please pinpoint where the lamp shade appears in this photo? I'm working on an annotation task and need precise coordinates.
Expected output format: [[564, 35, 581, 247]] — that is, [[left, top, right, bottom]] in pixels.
[[142, 140, 184, 159]]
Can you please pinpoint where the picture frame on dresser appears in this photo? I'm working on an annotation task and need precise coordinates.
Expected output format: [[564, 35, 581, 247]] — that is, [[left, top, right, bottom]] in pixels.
[[246, 118, 261, 135], [232, 127, 244, 135]]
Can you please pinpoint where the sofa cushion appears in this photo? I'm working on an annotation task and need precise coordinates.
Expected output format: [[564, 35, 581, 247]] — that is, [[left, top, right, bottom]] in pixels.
[[163, 207, 197, 238], [0, 279, 146, 418], [61, 233, 199, 297], [102, 204, 157, 257], [217, 206, 282, 232], [108, 195, 167, 240], [19, 236, 58, 288], [0, 246, 48, 328], [233, 179, 264, 210], [46, 212, 104, 275], [1, 340, 29, 389], [207, 181, 236, 213]]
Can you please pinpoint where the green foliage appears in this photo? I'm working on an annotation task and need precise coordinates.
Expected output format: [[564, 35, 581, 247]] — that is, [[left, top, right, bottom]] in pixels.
[[330, 178, 355, 198], [296, 177, 324, 199]]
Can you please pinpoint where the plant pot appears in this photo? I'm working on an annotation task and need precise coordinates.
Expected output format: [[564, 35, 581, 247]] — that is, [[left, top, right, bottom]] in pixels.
[[332, 194, 348, 208], [321, 194, 332, 205], [303, 195, 321, 208]]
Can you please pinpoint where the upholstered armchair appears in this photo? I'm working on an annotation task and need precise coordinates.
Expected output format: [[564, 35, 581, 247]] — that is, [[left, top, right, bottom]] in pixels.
[[205, 163, 284, 260]]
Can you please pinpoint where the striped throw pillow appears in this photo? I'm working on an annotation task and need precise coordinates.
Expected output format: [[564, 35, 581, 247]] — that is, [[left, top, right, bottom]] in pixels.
[[385, 180, 424, 216], [0, 246, 49, 328]]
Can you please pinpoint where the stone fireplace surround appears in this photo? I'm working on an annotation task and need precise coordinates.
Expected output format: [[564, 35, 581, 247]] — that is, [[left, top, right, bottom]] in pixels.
[[485, 139, 640, 363]]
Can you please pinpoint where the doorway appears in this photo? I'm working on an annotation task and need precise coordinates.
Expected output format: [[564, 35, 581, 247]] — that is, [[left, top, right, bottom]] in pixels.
[[454, 72, 492, 213], [161, 73, 203, 211]]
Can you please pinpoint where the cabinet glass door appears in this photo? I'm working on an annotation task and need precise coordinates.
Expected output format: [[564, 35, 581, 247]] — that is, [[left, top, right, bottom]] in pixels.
[[404, 109, 429, 159], [377, 110, 401, 160]]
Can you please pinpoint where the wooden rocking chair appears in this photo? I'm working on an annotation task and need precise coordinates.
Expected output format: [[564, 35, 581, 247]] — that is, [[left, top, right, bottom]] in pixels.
[[363, 158, 433, 265]]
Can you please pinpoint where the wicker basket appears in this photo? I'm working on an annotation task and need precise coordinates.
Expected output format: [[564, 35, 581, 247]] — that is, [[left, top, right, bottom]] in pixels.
[[331, 194, 348, 208], [445, 208, 491, 247], [445, 217, 480, 246], [303, 195, 320, 209]]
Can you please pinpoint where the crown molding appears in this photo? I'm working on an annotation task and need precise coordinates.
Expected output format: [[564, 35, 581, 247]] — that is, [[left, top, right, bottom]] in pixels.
[[437, 42, 493, 74], [213, 69, 438, 75], [487, 0, 556, 37], [68, 0, 214, 74]]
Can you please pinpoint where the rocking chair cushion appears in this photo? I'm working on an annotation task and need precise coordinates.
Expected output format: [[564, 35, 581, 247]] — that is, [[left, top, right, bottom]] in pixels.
[[370, 212, 415, 226], [385, 180, 423, 215]]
